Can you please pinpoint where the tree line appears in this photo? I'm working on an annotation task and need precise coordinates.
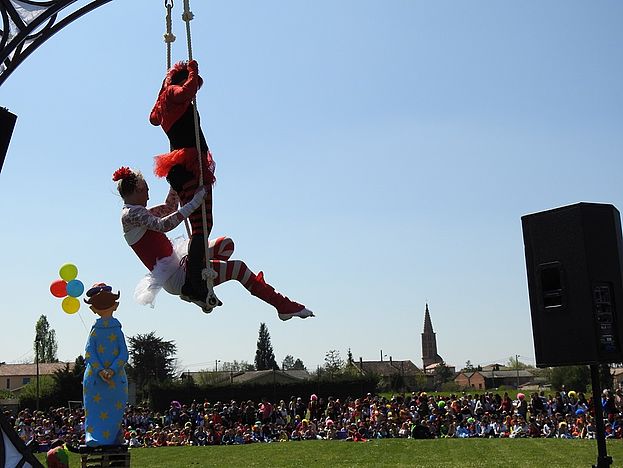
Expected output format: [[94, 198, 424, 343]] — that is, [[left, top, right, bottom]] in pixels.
[[12, 315, 616, 407], [20, 316, 351, 403]]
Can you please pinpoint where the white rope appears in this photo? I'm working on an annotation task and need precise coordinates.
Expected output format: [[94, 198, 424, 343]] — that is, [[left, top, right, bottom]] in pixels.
[[164, 0, 175, 69], [182, 0, 219, 311]]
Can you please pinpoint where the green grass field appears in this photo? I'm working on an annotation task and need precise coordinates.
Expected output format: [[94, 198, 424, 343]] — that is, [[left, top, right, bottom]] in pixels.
[[35, 439, 623, 467]]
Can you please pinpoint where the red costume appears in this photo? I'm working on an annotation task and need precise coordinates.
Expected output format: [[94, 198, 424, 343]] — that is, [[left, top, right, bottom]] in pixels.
[[150, 60, 215, 302]]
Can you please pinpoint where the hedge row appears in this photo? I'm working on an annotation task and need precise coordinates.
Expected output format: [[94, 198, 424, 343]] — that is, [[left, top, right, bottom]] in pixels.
[[148, 376, 379, 412]]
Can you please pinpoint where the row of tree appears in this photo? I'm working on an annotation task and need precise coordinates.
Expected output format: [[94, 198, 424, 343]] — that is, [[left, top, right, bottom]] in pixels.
[[26, 315, 616, 401], [28, 317, 332, 400]]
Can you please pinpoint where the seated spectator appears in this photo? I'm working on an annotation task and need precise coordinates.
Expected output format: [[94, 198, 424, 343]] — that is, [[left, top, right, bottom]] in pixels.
[[129, 430, 141, 448], [154, 431, 168, 447], [398, 421, 410, 438], [412, 421, 433, 439], [527, 418, 541, 438], [193, 426, 207, 446], [290, 427, 302, 441], [480, 414, 496, 438], [455, 421, 469, 438], [493, 417, 507, 438], [509, 416, 527, 438], [233, 428, 245, 445], [275, 401, 288, 426], [221, 428, 235, 445], [585, 418, 596, 439], [470, 418, 483, 438], [143, 431, 155, 447], [557, 422, 573, 439], [345, 423, 366, 442], [541, 418, 554, 438], [336, 425, 348, 440]]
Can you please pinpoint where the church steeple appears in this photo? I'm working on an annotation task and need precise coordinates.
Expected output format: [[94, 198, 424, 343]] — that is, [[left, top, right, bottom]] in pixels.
[[421, 303, 443, 369], [423, 303, 434, 334]]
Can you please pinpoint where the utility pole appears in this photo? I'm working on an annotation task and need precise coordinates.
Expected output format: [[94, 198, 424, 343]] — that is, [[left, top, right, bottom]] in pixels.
[[492, 365, 496, 389], [35, 334, 41, 411], [515, 354, 520, 389]]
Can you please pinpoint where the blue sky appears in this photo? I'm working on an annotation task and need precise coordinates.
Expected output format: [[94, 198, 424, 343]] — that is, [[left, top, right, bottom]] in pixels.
[[1, 1, 622, 373]]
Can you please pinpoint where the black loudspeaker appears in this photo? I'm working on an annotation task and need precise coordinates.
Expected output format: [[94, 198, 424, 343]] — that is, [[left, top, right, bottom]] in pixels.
[[522, 202, 623, 367], [0, 107, 17, 174]]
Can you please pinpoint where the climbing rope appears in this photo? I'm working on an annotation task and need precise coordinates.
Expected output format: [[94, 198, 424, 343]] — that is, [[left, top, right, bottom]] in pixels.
[[163, 0, 176, 69], [182, 0, 195, 61], [181, 0, 219, 310]]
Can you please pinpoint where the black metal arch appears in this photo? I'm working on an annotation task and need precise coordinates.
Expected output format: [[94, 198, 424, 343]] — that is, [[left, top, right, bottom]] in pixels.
[[0, 0, 113, 87]]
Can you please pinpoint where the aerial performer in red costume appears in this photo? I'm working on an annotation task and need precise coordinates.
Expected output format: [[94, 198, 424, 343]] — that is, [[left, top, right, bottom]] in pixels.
[[149, 59, 214, 306], [113, 167, 314, 320]]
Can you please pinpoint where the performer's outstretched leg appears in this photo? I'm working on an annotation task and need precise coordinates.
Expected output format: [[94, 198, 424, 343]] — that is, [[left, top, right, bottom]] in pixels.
[[212, 259, 314, 321]]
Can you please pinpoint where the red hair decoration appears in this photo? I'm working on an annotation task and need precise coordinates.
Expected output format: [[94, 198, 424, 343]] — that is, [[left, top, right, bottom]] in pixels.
[[112, 166, 133, 181]]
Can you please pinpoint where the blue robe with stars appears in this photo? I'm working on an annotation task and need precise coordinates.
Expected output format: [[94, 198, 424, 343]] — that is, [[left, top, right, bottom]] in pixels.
[[83, 317, 128, 446]]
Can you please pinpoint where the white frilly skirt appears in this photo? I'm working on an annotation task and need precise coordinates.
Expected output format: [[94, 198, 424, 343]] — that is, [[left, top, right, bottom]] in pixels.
[[134, 237, 189, 307]]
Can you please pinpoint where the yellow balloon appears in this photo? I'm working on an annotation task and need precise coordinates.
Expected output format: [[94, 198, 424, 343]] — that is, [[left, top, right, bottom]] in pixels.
[[59, 263, 78, 282], [62, 296, 80, 314]]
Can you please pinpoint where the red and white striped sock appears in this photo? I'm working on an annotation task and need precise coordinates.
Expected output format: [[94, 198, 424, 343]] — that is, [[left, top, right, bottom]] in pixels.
[[209, 237, 234, 261], [212, 260, 255, 290]]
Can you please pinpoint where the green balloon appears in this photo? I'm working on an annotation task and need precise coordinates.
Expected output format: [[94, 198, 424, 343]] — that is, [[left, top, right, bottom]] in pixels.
[[59, 263, 78, 282]]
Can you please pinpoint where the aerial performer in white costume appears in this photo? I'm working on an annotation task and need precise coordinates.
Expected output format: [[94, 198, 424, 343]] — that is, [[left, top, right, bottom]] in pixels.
[[113, 167, 314, 321]]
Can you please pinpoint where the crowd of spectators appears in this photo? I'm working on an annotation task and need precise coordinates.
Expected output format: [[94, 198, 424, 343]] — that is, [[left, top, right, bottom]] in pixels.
[[6, 386, 623, 450]]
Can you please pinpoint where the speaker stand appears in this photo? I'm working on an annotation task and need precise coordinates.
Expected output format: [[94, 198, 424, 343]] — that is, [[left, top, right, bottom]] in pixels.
[[591, 364, 612, 468]]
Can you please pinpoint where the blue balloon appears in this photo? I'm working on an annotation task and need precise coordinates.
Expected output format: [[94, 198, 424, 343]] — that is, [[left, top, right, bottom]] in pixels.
[[66, 279, 84, 298], [575, 408, 585, 416]]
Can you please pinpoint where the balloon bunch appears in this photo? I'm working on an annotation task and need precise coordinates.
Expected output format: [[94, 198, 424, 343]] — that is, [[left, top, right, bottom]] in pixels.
[[50, 263, 85, 314]]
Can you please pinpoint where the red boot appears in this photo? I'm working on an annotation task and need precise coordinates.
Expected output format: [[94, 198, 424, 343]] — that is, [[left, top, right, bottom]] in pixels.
[[250, 272, 314, 321]]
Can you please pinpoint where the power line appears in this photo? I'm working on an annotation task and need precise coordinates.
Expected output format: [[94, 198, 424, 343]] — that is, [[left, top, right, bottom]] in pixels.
[[8, 348, 34, 364]]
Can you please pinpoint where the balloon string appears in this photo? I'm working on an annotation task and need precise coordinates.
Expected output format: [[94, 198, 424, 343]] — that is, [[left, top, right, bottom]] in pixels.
[[77, 310, 88, 332]]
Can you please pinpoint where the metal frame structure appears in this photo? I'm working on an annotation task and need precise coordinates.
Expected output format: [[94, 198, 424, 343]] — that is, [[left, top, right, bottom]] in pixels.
[[0, 0, 113, 87], [0, 411, 44, 468]]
